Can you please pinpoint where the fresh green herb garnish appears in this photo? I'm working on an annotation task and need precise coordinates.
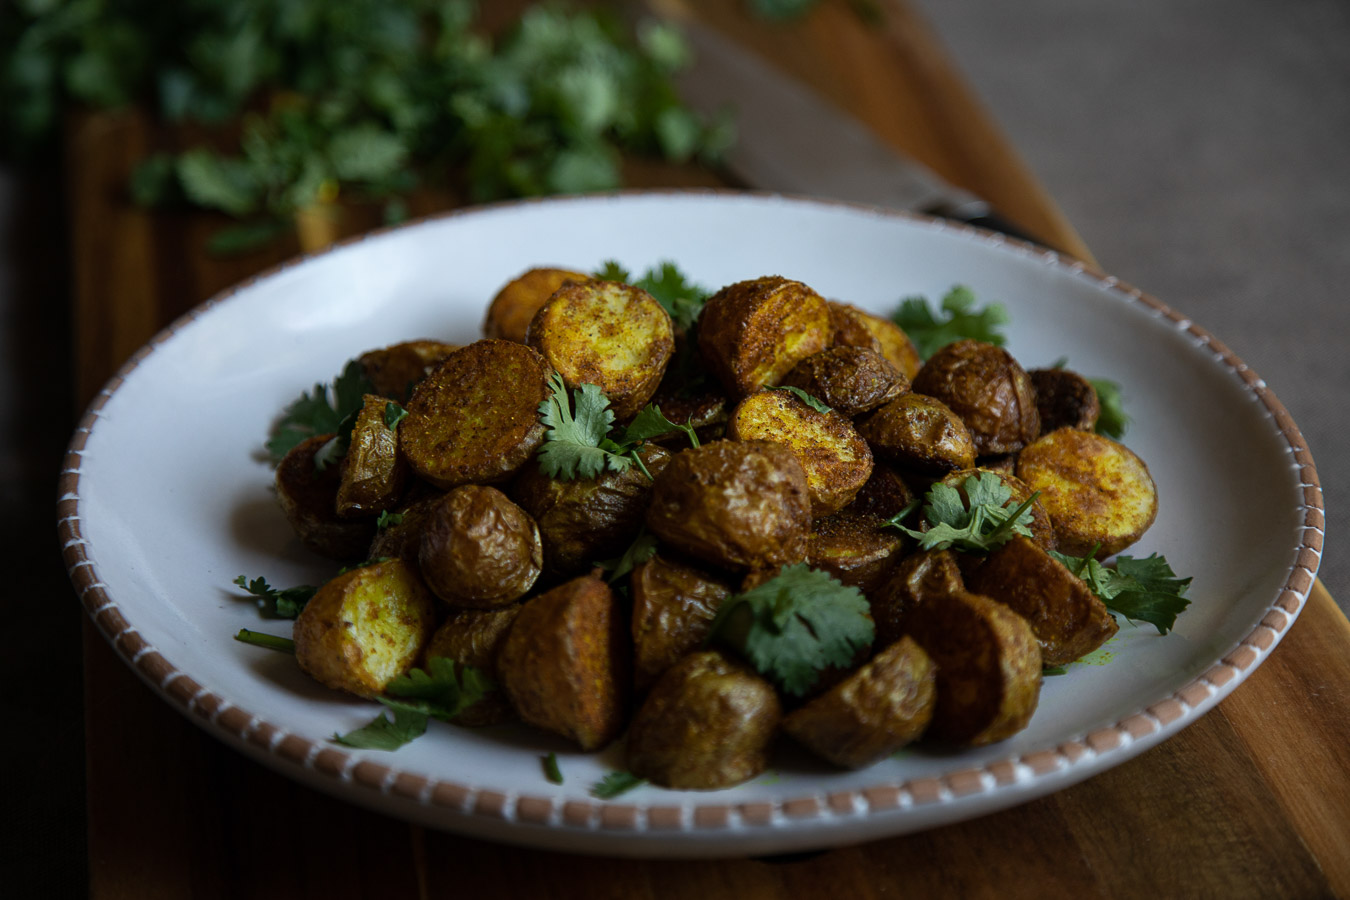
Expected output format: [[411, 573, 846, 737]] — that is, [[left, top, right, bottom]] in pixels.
[[383, 401, 408, 431], [1043, 665, 1068, 676], [1050, 550, 1192, 635], [891, 285, 1009, 360], [593, 260, 711, 331], [543, 753, 564, 785], [234, 629, 296, 654], [333, 704, 429, 751], [332, 658, 494, 751], [591, 770, 647, 799], [266, 359, 373, 462], [618, 403, 701, 450], [769, 384, 832, 414], [597, 529, 661, 585], [1090, 377, 1129, 439], [233, 574, 317, 619], [888, 472, 1038, 554], [707, 563, 874, 697], [375, 510, 405, 531]]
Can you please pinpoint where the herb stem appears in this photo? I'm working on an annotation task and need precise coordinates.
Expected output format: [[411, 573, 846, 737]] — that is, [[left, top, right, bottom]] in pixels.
[[235, 629, 296, 654]]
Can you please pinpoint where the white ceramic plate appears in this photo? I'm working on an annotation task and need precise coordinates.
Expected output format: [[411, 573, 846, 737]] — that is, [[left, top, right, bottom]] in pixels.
[[60, 191, 1323, 858]]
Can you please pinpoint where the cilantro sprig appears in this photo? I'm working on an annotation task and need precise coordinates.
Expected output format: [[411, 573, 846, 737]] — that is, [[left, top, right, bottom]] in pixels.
[[1051, 550, 1192, 635], [889, 472, 1038, 554], [769, 384, 832, 414], [266, 359, 374, 462], [334, 658, 494, 751], [233, 575, 317, 619], [596, 529, 661, 585], [594, 260, 711, 331], [591, 770, 647, 799], [891, 285, 1009, 360]]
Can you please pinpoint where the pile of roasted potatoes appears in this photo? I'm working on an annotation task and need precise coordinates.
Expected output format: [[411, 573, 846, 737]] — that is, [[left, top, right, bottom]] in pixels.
[[273, 267, 1159, 790]]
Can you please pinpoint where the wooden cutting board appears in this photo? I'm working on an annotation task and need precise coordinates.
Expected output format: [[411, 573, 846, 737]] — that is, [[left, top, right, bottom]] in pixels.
[[66, 2, 1349, 897]]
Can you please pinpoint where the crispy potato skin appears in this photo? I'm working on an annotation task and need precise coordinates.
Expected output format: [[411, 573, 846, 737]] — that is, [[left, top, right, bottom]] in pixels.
[[366, 487, 442, 563], [938, 467, 1057, 554], [646, 440, 812, 572], [780, 345, 909, 417], [293, 559, 436, 698], [828, 302, 923, 381], [337, 393, 408, 517], [483, 267, 590, 344], [966, 535, 1118, 666], [902, 589, 1042, 746], [1030, 367, 1101, 434], [1016, 428, 1158, 558], [913, 339, 1040, 455], [630, 554, 734, 693], [423, 604, 521, 726], [400, 340, 552, 489], [418, 485, 543, 608], [727, 389, 874, 518], [871, 549, 966, 649], [497, 574, 630, 751], [698, 276, 832, 399], [510, 446, 671, 578], [807, 512, 906, 597], [782, 637, 936, 768], [359, 340, 459, 403], [626, 650, 782, 790], [275, 433, 376, 560], [855, 392, 977, 475], [527, 280, 674, 420]]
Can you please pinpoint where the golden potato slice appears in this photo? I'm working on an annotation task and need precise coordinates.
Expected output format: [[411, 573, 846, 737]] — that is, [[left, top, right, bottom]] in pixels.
[[780, 346, 909, 418], [1030, 367, 1100, 434], [807, 512, 906, 597], [870, 549, 966, 648], [399, 339, 553, 489], [510, 445, 671, 578], [727, 388, 874, 517], [483, 266, 590, 344], [336, 393, 408, 518], [1015, 428, 1158, 558], [275, 433, 376, 560], [292, 558, 436, 698], [855, 392, 976, 475], [912, 339, 1040, 455], [497, 574, 629, 751], [526, 280, 674, 420], [423, 604, 521, 726], [630, 553, 734, 693], [966, 535, 1118, 666], [937, 467, 1057, 554], [645, 440, 812, 572], [903, 589, 1042, 745], [625, 650, 782, 790], [418, 485, 542, 608], [828, 301, 923, 381], [358, 340, 459, 403], [781, 637, 936, 768], [697, 276, 832, 399]]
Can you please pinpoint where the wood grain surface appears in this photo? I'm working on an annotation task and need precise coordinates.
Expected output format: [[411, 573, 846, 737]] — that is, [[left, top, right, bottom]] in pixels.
[[68, 2, 1349, 897]]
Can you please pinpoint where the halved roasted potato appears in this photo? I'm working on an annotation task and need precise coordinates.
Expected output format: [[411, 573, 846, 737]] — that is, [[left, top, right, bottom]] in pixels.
[[1015, 427, 1158, 558], [698, 276, 832, 398], [336, 393, 408, 518], [870, 549, 966, 649], [828, 301, 923, 381], [912, 339, 1040, 455], [483, 266, 590, 344], [358, 340, 459, 403], [1030, 367, 1100, 434], [630, 553, 734, 693], [365, 486, 442, 563], [780, 345, 909, 418], [275, 433, 376, 560], [807, 512, 906, 597], [292, 558, 436, 698], [855, 392, 976, 475], [418, 485, 542, 608], [423, 604, 522, 726]]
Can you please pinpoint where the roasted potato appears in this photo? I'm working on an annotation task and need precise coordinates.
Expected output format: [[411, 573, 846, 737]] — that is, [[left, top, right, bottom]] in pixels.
[[781, 637, 936, 768], [365, 486, 442, 563], [937, 467, 1057, 554], [336, 393, 408, 518], [630, 553, 734, 693], [625, 650, 782, 790], [483, 266, 590, 344], [780, 345, 909, 417], [423, 604, 522, 726], [828, 301, 923, 381], [358, 340, 459, 403], [418, 485, 543, 608], [855, 392, 977, 475], [1030, 367, 1100, 434], [497, 574, 629, 751], [727, 388, 874, 517], [846, 463, 918, 520], [510, 445, 671, 578], [646, 440, 812, 572], [870, 549, 966, 649], [807, 512, 906, 597], [275, 433, 376, 560], [1016, 427, 1158, 558], [526, 279, 674, 420], [292, 558, 436, 698], [966, 535, 1118, 666], [400, 339, 553, 488], [698, 276, 832, 399], [912, 339, 1040, 455]]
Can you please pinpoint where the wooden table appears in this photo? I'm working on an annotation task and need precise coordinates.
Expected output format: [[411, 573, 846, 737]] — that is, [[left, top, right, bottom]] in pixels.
[[66, 2, 1350, 897]]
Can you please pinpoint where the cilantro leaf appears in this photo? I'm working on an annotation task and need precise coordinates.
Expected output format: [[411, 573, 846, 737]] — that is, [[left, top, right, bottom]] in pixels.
[[383, 401, 408, 431], [708, 564, 874, 697], [543, 752, 564, 785], [1090, 377, 1129, 439], [266, 359, 374, 462], [233, 574, 317, 619], [617, 403, 700, 449], [770, 385, 832, 414], [596, 528, 660, 585], [891, 473, 1037, 554], [333, 704, 428, 751], [591, 770, 646, 799], [891, 285, 1009, 360], [1049, 550, 1192, 635], [382, 657, 495, 723], [376, 510, 405, 531], [592, 260, 710, 331], [536, 374, 630, 480], [593, 260, 631, 282]]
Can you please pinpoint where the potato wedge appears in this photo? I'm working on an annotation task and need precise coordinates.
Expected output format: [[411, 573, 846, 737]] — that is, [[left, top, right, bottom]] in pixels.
[[807, 512, 906, 597], [780, 345, 909, 417], [870, 549, 966, 649], [781, 636, 936, 768], [912, 339, 1040, 455], [727, 388, 874, 517], [423, 604, 521, 726], [400, 339, 553, 488], [526, 279, 674, 420], [966, 535, 1118, 666], [366, 487, 442, 563], [418, 485, 543, 608], [292, 558, 436, 698], [698, 276, 832, 398], [630, 553, 734, 693], [1016, 428, 1158, 557], [828, 301, 923, 381], [275, 433, 376, 561], [855, 392, 976, 475], [646, 440, 812, 572], [497, 574, 629, 750], [358, 340, 459, 403], [483, 266, 590, 344], [845, 463, 918, 520], [1030, 367, 1100, 434], [626, 650, 782, 790], [336, 393, 408, 518]]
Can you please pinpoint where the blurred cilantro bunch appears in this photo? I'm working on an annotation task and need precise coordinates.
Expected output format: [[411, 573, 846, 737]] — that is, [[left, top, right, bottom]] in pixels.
[[1, 0, 733, 248]]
